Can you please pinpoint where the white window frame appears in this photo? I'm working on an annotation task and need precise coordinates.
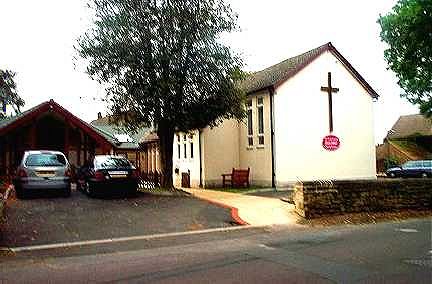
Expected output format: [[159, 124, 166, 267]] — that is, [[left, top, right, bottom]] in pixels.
[[188, 134, 194, 160], [257, 97, 264, 146], [247, 99, 253, 147]]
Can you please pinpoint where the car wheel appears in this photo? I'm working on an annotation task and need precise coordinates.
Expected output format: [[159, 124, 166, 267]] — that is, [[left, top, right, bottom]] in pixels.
[[389, 172, 396, 178], [421, 172, 428, 178]]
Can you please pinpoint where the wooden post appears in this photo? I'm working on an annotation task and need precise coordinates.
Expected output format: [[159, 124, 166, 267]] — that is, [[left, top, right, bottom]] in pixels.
[[29, 123, 37, 150], [77, 130, 82, 166], [9, 135, 14, 174], [0, 138, 5, 176], [64, 126, 69, 159], [83, 134, 88, 163]]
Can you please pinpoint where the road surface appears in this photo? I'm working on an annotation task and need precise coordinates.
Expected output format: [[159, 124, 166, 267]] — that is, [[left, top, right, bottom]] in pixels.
[[1, 218, 431, 283]]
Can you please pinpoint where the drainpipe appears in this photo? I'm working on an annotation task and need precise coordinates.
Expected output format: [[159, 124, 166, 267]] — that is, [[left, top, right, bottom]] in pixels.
[[269, 87, 276, 188], [198, 129, 203, 188]]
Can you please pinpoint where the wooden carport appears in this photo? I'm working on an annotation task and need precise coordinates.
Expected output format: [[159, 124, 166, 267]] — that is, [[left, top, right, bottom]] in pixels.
[[0, 100, 113, 177]]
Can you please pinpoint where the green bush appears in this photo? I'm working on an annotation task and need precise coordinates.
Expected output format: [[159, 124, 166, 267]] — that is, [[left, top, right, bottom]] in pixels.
[[384, 156, 400, 170]]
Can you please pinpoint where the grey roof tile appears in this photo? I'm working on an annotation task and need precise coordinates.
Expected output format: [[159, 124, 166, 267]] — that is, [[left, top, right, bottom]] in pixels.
[[240, 42, 379, 99], [387, 114, 432, 139]]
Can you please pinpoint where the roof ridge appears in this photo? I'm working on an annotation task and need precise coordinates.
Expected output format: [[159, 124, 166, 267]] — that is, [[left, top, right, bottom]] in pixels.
[[240, 41, 378, 98], [250, 42, 331, 75]]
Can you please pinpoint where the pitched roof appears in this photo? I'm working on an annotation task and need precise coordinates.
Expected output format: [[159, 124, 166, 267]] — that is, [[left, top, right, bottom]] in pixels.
[[140, 132, 159, 144], [90, 116, 152, 149], [387, 114, 432, 139], [0, 100, 112, 149], [240, 42, 379, 99]]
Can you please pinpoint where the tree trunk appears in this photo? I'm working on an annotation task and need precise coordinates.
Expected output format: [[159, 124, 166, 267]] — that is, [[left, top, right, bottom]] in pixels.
[[157, 121, 175, 189]]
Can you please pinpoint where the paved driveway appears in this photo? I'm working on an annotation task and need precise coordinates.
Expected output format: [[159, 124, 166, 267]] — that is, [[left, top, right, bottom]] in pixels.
[[0, 189, 235, 248], [182, 188, 297, 226]]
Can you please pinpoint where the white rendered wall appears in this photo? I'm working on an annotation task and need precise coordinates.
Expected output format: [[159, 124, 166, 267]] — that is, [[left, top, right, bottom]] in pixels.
[[172, 130, 201, 188], [273, 50, 376, 186]]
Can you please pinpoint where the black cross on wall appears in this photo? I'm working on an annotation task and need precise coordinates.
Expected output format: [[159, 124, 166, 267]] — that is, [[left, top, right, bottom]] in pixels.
[[320, 72, 339, 133]]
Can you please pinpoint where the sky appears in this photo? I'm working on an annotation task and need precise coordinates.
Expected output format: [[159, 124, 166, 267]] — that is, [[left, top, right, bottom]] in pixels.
[[0, 0, 419, 144]]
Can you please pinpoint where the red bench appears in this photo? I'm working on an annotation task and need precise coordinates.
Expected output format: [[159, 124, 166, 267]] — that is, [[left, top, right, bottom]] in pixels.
[[222, 168, 250, 188]]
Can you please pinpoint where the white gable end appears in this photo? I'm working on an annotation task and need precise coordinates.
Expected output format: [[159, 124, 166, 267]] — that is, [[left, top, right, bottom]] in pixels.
[[273, 50, 376, 184]]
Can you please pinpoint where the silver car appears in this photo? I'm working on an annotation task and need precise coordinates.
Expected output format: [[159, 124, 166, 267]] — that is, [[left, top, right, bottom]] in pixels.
[[13, 150, 72, 198]]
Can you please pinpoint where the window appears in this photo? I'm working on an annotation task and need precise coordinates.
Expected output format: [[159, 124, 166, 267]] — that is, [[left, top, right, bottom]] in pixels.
[[190, 142, 194, 159], [177, 134, 180, 142], [184, 143, 187, 159], [403, 161, 416, 169], [247, 99, 253, 146], [94, 156, 132, 169], [248, 110, 253, 135], [257, 97, 264, 145], [257, 97, 263, 105], [25, 153, 66, 167], [183, 134, 187, 141], [177, 144, 181, 159]]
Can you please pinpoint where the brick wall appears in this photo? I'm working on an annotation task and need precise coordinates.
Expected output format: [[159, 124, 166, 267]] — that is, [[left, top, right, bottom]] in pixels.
[[294, 179, 432, 218]]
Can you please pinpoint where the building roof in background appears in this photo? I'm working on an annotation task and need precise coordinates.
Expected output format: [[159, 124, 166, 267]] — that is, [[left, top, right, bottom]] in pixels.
[[240, 42, 379, 99], [140, 132, 159, 144], [386, 114, 432, 139], [90, 116, 153, 149]]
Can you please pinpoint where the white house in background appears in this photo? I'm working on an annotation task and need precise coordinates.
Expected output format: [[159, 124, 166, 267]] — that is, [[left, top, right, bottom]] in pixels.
[[173, 42, 379, 188]]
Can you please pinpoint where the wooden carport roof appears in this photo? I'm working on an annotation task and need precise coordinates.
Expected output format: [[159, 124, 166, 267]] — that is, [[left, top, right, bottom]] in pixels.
[[0, 99, 113, 150]]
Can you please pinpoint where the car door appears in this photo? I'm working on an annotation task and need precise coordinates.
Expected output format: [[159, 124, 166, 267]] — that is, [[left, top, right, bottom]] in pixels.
[[412, 161, 424, 177], [401, 161, 415, 177]]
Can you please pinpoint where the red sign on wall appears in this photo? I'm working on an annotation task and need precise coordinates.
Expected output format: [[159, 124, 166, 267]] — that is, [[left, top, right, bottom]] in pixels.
[[322, 135, 340, 151]]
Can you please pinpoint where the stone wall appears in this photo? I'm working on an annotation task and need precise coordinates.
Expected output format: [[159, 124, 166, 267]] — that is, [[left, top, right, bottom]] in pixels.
[[294, 179, 432, 219]]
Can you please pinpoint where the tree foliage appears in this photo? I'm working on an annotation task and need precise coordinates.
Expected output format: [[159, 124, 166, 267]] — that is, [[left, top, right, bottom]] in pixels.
[[0, 69, 25, 119], [378, 0, 432, 117], [77, 0, 246, 187]]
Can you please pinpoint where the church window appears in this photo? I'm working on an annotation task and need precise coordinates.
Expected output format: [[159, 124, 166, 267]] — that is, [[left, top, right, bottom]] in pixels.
[[183, 134, 187, 141], [190, 142, 194, 159], [176, 134, 181, 159], [257, 97, 264, 145], [247, 99, 253, 146], [257, 97, 263, 105], [184, 143, 187, 159], [248, 110, 253, 135], [177, 144, 181, 159]]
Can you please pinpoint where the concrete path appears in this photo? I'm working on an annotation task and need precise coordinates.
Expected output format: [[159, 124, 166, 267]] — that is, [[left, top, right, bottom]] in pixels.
[[182, 188, 298, 226]]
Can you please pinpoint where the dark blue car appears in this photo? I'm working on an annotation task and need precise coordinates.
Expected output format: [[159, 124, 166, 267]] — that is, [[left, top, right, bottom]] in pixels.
[[386, 160, 432, 178]]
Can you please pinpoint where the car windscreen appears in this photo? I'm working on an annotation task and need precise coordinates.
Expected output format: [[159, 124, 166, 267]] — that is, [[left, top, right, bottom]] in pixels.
[[25, 154, 67, 167], [95, 157, 132, 169]]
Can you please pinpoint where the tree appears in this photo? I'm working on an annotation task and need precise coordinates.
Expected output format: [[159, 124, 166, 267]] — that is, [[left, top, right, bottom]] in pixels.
[[378, 0, 432, 117], [77, 0, 246, 188], [0, 69, 25, 119]]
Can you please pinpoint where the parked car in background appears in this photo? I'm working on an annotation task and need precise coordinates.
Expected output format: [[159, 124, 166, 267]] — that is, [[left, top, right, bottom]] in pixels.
[[386, 160, 432, 178], [76, 155, 139, 197], [13, 150, 72, 199]]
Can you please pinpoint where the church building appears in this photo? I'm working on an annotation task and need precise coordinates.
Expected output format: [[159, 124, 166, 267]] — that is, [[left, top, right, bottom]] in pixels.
[[173, 42, 379, 188]]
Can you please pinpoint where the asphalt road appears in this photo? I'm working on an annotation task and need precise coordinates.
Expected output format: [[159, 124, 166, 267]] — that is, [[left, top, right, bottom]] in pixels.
[[0, 188, 235, 247], [1, 218, 430, 283]]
